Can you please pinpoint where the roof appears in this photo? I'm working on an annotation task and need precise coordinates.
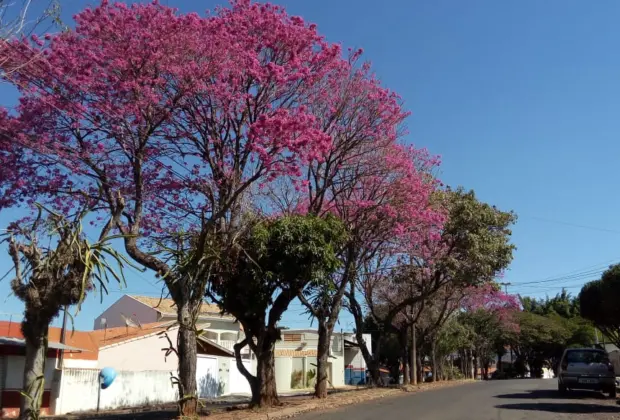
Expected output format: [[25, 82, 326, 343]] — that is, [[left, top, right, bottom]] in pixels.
[[275, 349, 318, 357], [128, 295, 234, 320], [0, 318, 237, 361], [89, 321, 173, 348], [0, 337, 88, 352], [0, 320, 99, 360], [197, 336, 234, 357]]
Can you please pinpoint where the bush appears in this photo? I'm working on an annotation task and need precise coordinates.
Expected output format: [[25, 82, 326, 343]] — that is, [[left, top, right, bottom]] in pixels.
[[443, 365, 464, 380], [291, 370, 304, 389], [306, 369, 316, 387]]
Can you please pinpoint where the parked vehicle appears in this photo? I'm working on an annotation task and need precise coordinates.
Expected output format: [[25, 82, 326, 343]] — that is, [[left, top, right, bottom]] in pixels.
[[557, 348, 616, 398]]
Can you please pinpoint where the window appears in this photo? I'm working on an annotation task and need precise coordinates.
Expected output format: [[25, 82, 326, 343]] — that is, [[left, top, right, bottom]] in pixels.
[[283, 334, 302, 342], [566, 350, 609, 364]]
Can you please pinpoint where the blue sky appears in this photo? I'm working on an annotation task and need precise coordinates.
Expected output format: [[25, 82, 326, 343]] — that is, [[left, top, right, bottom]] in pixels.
[[2, 0, 620, 330]]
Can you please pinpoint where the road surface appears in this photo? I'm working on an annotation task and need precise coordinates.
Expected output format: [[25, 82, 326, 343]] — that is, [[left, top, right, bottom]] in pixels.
[[296, 379, 620, 420]]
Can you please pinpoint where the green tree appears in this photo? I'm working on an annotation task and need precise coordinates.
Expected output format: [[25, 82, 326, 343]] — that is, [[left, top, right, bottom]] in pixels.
[[207, 214, 347, 407], [350, 188, 517, 385], [580, 264, 620, 349], [511, 311, 572, 378]]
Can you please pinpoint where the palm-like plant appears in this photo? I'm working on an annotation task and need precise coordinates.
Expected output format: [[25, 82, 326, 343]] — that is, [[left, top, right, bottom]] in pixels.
[[3, 205, 135, 419]]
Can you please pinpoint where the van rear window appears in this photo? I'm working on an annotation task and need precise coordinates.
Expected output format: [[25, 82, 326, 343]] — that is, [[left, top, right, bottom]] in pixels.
[[566, 350, 609, 364]]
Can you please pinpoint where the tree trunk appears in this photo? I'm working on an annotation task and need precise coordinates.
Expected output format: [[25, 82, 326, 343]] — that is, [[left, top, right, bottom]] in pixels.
[[351, 320, 381, 386], [177, 305, 198, 417], [252, 344, 279, 407], [430, 340, 437, 383], [498, 351, 504, 373], [398, 330, 409, 385], [20, 325, 48, 420], [416, 353, 423, 384], [402, 353, 410, 385], [473, 353, 479, 381], [314, 321, 332, 398]]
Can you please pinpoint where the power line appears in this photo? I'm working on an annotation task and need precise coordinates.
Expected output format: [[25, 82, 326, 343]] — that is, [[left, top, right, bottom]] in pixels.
[[510, 258, 618, 287], [523, 215, 620, 235]]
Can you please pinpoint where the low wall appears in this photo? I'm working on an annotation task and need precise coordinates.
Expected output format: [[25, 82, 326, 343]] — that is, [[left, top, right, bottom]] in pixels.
[[54, 368, 178, 415]]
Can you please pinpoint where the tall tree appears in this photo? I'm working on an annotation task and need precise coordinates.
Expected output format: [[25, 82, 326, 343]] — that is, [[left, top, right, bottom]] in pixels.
[[349, 188, 517, 384], [206, 214, 347, 406], [258, 55, 443, 398], [580, 264, 620, 349], [297, 142, 442, 396], [3, 206, 128, 419], [0, 1, 345, 413]]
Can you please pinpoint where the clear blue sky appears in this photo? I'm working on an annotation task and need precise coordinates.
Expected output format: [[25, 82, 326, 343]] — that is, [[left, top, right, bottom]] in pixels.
[[2, 0, 620, 330]]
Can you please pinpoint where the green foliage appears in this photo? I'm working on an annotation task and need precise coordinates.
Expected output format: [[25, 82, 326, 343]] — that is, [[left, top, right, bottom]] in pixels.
[[580, 264, 620, 348], [442, 364, 464, 380], [521, 290, 581, 319], [306, 369, 316, 386], [291, 370, 304, 389], [213, 214, 348, 323], [510, 291, 596, 378], [458, 309, 506, 369], [440, 188, 517, 288]]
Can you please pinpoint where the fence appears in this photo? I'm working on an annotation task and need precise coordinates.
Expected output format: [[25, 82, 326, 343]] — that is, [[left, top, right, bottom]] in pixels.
[[53, 368, 178, 415]]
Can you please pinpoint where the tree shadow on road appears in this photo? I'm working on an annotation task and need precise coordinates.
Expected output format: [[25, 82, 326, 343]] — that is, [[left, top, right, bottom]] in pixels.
[[495, 389, 607, 400], [495, 403, 620, 414]]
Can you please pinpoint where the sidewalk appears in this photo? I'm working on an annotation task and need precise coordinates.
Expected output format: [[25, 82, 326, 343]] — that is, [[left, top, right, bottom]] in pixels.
[[53, 380, 471, 420]]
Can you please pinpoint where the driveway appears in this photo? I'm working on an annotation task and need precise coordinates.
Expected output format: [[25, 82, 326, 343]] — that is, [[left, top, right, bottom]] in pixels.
[[296, 379, 620, 420]]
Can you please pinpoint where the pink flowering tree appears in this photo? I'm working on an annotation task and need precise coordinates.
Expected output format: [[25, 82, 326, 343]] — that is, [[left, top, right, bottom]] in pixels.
[[0, 0, 344, 413], [353, 187, 516, 384], [271, 54, 446, 397], [459, 283, 520, 379]]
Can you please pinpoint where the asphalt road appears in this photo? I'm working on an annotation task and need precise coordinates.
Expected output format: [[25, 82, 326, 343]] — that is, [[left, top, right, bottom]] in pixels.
[[296, 379, 620, 420]]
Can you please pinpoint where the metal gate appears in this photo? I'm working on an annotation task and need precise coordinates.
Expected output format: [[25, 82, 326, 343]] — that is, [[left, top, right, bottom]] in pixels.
[[196, 355, 220, 398]]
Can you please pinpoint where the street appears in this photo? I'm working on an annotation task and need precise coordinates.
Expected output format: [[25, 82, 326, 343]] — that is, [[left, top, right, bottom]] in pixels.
[[296, 380, 620, 420]]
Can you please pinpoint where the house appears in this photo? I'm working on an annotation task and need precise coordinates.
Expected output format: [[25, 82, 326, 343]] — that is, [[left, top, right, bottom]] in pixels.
[[54, 321, 246, 415], [94, 295, 242, 353], [0, 292, 255, 418], [0, 320, 98, 417], [273, 329, 371, 392], [343, 333, 372, 386], [92, 295, 253, 396]]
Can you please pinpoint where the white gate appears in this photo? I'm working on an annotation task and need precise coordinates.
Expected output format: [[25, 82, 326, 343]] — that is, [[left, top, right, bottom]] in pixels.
[[228, 358, 252, 395], [196, 355, 220, 398]]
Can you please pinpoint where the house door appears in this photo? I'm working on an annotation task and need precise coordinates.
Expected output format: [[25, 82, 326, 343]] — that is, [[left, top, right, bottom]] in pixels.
[[218, 358, 230, 395], [196, 356, 219, 398]]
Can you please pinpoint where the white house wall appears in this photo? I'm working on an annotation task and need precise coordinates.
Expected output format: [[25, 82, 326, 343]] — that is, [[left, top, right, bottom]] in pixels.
[[94, 295, 158, 330], [62, 358, 98, 369], [98, 329, 179, 371], [275, 357, 292, 392], [54, 368, 178, 415]]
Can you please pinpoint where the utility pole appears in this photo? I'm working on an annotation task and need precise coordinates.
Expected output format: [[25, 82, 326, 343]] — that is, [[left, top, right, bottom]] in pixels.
[[499, 282, 513, 366], [499, 282, 511, 294], [58, 305, 68, 368]]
